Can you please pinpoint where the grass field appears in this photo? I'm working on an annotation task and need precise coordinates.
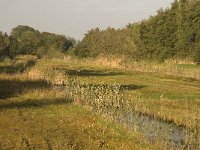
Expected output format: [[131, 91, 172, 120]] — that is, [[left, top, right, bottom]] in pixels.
[[0, 56, 199, 149], [0, 89, 157, 149], [0, 57, 162, 150], [30, 58, 200, 128]]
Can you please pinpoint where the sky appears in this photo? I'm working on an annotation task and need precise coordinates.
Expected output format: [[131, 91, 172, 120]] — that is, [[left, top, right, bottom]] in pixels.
[[0, 0, 174, 40]]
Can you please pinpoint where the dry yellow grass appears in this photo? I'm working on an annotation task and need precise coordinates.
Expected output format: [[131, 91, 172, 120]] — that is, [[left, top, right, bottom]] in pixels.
[[0, 59, 162, 150], [0, 74, 161, 150]]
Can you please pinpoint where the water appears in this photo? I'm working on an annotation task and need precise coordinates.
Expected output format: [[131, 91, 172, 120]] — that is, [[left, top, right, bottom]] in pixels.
[[55, 85, 198, 149], [98, 109, 197, 149]]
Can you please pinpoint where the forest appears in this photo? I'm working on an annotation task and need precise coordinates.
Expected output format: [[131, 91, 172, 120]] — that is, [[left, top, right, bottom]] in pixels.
[[73, 0, 200, 62], [0, 25, 74, 58]]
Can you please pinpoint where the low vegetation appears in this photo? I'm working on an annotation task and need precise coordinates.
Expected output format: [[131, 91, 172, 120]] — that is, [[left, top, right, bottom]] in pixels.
[[0, 56, 165, 149], [25, 57, 200, 149]]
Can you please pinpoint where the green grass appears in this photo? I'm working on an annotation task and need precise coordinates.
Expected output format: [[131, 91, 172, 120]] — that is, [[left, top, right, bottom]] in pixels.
[[75, 70, 200, 127], [1, 56, 199, 149], [0, 102, 159, 149], [0, 63, 161, 149], [175, 63, 200, 69], [31, 58, 200, 128]]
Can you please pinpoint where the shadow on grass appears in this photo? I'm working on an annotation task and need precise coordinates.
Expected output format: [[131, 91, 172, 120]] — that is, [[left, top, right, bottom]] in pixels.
[[0, 66, 18, 74], [0, 79, 50, 99], [0, 98, 72, 110], [81, 83, 146, 91], [120, 84, 146, 90], [66, 69, 124, 77], [0, 60, 36, 74]]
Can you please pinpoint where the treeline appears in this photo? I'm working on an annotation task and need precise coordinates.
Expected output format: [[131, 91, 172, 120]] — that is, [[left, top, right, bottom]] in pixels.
[[74, 0, 200, 62], [0, 25, 74, 58], [73, 27, 138, 59]]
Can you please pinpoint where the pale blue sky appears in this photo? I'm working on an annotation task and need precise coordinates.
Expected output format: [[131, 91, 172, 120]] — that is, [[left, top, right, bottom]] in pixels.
[[0, 0, 173, 39]]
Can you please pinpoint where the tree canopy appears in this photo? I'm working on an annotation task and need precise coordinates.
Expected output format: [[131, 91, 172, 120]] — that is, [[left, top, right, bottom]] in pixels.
[[0, 25, 74, 58], [74, 0, 200, 62]]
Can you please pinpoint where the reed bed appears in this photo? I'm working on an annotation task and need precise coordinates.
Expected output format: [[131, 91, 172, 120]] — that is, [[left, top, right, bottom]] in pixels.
[[63, 77, 199, 149]]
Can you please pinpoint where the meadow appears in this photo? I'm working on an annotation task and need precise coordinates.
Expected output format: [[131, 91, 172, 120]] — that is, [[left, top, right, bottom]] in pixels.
[[0, 56, 199, 149], [0, 56, 162, 150]]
